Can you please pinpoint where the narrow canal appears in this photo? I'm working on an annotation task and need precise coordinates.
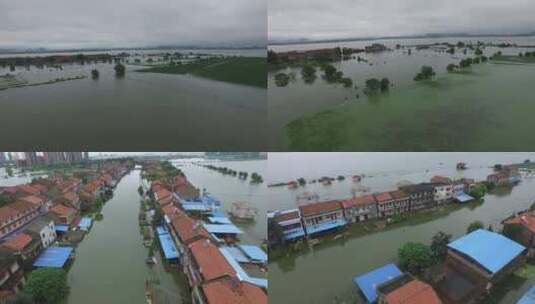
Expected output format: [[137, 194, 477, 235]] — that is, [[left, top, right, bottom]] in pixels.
[[67, 169, 189, 304], [268, 153, 535, 304]]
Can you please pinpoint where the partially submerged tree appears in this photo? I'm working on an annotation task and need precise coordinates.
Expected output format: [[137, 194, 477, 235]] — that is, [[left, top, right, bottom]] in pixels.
[[24, 268, 69, 304], [467, 220, 484, 234], [398, 242, 434, 274], [413, 65, 435, 81], [114, 63, 126, 77], [430, 231, 452, 260], [91, 69, 99, 80]]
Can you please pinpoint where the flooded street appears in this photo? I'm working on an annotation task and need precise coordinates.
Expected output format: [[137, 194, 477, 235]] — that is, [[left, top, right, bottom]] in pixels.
[[66, 169, 189, 304], [267, 152, 535, 304]]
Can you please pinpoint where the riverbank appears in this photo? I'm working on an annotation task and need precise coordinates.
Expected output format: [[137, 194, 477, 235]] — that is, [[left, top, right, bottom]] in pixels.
[[137, 57, 266, 88]]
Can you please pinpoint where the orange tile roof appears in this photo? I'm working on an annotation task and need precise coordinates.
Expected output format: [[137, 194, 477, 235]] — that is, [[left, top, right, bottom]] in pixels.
[[20, 195, 45, 206], [504, 212, 535, 234], [341, 195, 376, 209], [2, 233, 33, 251], [9, 200, 37, 213], [189, 239, 236, 281], [17, 184, 41, 195], [299, 200, 342, 217], [384, 279, 442, 304], [0, 207, 19, 224], [155, 189, 172, 201], [170, 213, 210, 244], [389, 190, 409, 200], [202, 276, 267, 304], [63, 192, 79, 203], [50, 204, 76, 218], [375, 192, 393, 203]]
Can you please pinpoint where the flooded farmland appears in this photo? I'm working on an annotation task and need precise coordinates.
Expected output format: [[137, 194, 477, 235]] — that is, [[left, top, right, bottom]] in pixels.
[[268, 36, 535, 151]]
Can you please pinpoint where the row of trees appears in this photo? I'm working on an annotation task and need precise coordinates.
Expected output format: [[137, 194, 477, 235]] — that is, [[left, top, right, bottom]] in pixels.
[[89, 63, 126, 80], [5, 268, 69, 304]]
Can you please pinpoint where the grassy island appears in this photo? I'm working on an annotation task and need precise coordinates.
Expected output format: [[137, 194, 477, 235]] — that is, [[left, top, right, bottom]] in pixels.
[[137, 56, 266, 88]]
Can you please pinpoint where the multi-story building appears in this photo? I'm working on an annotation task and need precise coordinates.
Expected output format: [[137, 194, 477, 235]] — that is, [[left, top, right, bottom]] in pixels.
[[431, 176, 454, 204], [23, 215, 56, 248], [268, 209, 305, 241], [399, 183, 435, 211], [0, 248, 25, 300], [341, 194, 378, 223], [0, 201, 41, 239], [299, 200, 346, 236]]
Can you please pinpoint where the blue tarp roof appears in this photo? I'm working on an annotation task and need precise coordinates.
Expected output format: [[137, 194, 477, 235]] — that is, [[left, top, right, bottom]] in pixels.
[[204, 223, 243, 234], [220, 247, 268, 289], [455, 192, 474, 203], [182, 203, 212, 211], [518, 286, 535, 304], [156, 226, 179, 259], [208, 216, 232, 224], [156, 226, 168, 235], [284, 229, 305, 240], [448, 229, 526, 274], [239, 245, 267, 262], [305, 219, 347, 235], [222, 246, 250, 263], [353, 263, 403, 303], [211, 210, 227, 218], [33, 247, 73, 268], [78, 217, 92, 230], [55, 224, 69, 232]]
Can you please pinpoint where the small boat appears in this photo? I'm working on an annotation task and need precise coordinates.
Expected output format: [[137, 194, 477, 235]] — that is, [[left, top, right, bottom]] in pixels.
[[145, 256, 157, 265], [456, 162, 467, 170], [287, 181, 298, 189], [228, 201, 258, 221]]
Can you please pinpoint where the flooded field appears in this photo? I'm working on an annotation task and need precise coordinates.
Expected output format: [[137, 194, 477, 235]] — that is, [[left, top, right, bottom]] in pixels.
[[0, 48, 267, 150], [268, 36, 535, 151], [267, 152, 535, 304]]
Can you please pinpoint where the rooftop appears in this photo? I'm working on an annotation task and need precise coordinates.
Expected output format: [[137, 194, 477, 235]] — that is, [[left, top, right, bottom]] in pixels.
[[341, 194, 376, 209], [189, 239, 236, 281], [353, 263, 403, 303], [201, 276, 267, 304], [375, 192, 393, 203], [447, 229, 525, 274], [2, 233, 33, 251], [299, 200, 341, 217], [33, 246, 73, 268], [384, 279, 442, 304]]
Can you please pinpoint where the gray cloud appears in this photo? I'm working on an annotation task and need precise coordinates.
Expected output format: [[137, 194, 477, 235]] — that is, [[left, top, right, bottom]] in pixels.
[[269, 0, 535, 41], [0, 0, 266, 49]]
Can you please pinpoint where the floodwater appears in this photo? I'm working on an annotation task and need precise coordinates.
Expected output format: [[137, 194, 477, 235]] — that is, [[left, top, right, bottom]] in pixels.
[[173, 158, 268, 243], [66, 169, 190, 304], [268, 36, 535, 150], [0, 48, 267, 151], [267, 152, 535, 304]]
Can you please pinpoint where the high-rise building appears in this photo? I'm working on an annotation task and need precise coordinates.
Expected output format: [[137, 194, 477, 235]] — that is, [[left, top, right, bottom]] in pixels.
[[24, 152, 40, 167], [0, 152, 5, 164]]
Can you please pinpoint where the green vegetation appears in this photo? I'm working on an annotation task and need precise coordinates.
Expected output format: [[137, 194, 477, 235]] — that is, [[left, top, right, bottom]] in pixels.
[[413, 65, 435, 81], [467, 220, 484, 233], [250, 172, 263, 184], [469, 183, 487, 199], [475, 48, 483, 56], [398, 242, 434, 274], [430, 231, 452, 260], [91, 69, 99, 80], [114, 63, 125, 77], [502, 223, 523, 244], [274, 73, 290, 87], [301, 64, 317, 84], [447, 63, 458, 72], [138, 57, 266, 88], [24, 268, 69, 304], [138, 185, 144, 196]]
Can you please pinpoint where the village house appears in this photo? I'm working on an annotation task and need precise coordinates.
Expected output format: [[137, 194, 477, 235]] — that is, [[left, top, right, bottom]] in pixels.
[[389, 190, 410, 214], [341, 194, 378, 223], [486, 172, 510, 186], [0, 201, 41, 239], [187, 238, 236, 300], [154, 188, 174, 206], [168, 211, 211, 264], [268, 209, 305, 241], [430, 176, 454, 204], [376, 274, 442, 304], [19, 195, 49, 213], [375, 192, 395, 218], [298, 200, 346, 236], [58, 192, 81, 210], [502, 211, 535, 256], [23, 215, 56, 248], [49, 204, 78, 226], [199, 276, 267, 304], [1, 232, 42, 268], [399, 183, 435, 211], [0, 248, 25, 301], [439, 229, 526, 303], [365, 43, 388, 53], [15, 184, 42, 197]]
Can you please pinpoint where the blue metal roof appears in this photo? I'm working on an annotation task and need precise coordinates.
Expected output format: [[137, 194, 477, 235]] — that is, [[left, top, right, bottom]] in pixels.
[[305, 219, 347, 235], [518, 286, 535, 304], [33, 246, 74, 268], [455, 192, 474, 203], [208, 216, 232, 224], [182, 203, 212, 211], [78, 217, 92, 230], [156, 226, 168, 235], [239, 245, 267, 263], [55, 224, 69, 232], [203, 223, 243, 234], [219, 247, 268, 289], [448, 229, 525, 274], [284, 229, 305, 240], [157, 233, 179, 259], [353, 263, 403, 303]]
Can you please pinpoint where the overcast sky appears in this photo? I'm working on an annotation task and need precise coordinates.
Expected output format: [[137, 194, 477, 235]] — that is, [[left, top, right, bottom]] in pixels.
[[269, 0, 535, 41], [0, 0, 266, 49]]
